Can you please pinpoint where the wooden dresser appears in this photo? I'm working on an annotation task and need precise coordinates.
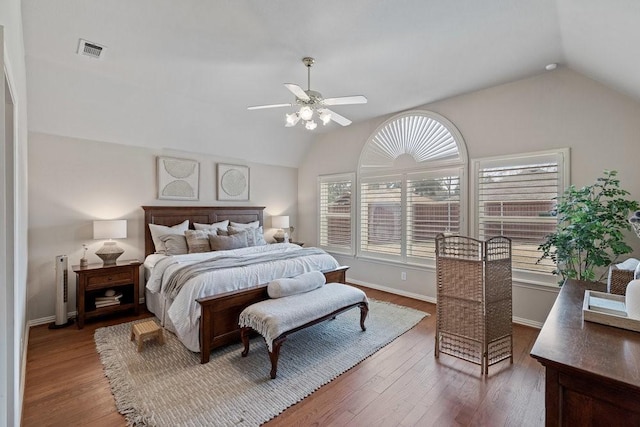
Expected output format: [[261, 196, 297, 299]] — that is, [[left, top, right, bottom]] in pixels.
[[530, 279, 640, 426]]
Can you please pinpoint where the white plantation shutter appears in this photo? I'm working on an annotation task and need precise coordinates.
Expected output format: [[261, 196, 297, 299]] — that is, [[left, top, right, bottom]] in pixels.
[[318, 173, 355, 255], [359, 171, 464, 263], [472, 149, 569, 273], [357, 111, 468, 264], [360, 114, 461, 170], [359, 175, 403, 260], [406, 171, 462, 261]]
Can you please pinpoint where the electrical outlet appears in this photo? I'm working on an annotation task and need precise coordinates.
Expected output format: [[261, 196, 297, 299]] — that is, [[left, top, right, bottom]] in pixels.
[[401, 272, 407, 280]]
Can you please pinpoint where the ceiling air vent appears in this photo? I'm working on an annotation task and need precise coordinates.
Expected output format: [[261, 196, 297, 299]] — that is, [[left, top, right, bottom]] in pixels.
[[77, 39, 105, 59]]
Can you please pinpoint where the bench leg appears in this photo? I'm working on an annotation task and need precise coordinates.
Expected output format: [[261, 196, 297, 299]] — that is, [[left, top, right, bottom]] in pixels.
[[269, 337, 287, 379], [240, 327, 251, 357], [359, 302, 369, 331]]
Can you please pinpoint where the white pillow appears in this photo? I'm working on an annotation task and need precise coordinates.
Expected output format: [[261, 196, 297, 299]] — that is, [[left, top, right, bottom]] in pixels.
[[267, 271, 326, 298], [148, 220, 189, 254], [193, 219, 229, 231], [229, 220, 259, 229]]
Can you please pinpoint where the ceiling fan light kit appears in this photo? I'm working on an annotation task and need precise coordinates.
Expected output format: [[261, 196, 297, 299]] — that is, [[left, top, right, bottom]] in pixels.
[[248, 57, 367, 130]]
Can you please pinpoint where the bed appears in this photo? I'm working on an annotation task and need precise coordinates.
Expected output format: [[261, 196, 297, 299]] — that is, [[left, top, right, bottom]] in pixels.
[[142, 205, 348, 363]]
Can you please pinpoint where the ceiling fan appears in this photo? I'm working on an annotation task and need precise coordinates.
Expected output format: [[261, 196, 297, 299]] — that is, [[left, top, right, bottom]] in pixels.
[[248, 57, 367, 130]]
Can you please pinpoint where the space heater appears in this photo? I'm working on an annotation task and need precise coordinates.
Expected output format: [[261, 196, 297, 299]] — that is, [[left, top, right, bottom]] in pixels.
[[49, 254, 74, 329]]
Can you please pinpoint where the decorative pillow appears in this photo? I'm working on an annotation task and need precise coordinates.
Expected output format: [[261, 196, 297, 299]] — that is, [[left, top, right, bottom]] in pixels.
[[158, 234, 188, 255], [185, 229, 211, 253], [149, 220, 189, 254], [227, 225, 267, 247], [193, 220, 229, 231], [229, 220, 259, 229], [253, 226, 267, 246], [267, 271, 326, 299], [208, 232, 249, 251]]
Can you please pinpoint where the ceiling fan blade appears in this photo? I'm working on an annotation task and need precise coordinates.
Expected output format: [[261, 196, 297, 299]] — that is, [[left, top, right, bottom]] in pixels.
[[247, 103, 292, 110], [284, 83, 310, 101], [322, 95, 368, 106], [320, 108, 352, 126]]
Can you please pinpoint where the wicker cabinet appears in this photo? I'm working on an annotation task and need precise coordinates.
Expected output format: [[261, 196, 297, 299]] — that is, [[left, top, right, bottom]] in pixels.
[[434, 234, 513, 375]]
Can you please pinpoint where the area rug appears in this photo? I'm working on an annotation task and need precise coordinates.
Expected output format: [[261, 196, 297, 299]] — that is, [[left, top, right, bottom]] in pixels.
[[95, 299, 428, 426]]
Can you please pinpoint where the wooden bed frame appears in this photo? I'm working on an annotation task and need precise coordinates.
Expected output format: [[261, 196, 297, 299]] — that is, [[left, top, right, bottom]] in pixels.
[[141, 205, 348, 363]]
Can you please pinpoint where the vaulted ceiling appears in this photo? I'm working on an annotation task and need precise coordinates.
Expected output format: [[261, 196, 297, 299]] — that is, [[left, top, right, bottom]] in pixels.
[[21, 0, 640, 167]]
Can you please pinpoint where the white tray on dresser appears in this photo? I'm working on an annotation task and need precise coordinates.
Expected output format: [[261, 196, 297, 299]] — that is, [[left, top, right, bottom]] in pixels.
[[583, 290, 640, 333]]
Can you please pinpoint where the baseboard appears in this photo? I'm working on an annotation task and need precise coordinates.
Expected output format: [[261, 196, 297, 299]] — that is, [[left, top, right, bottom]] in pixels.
[[512, 316, 543, 329], [28, 311, 77, 328], [19, 321, 29, 424], [347, 278, 437, 304], [349, 279, 543, 329], [28, 298, 145, 327]]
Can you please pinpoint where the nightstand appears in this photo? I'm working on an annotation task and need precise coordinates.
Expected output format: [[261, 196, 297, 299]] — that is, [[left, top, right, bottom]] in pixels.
[[73, 260, 141, 329]]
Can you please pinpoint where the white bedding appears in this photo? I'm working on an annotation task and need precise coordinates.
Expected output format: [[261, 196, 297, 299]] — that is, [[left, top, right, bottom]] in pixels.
[[145, 243, 340, 352]]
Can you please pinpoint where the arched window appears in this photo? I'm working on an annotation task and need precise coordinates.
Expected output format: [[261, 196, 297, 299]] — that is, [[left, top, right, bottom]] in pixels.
[[357, 111, 468, 263]]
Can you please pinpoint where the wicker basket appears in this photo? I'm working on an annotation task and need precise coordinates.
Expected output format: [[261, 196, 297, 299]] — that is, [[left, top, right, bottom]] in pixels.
[[608, 265, 635, 295], [435, 234, 513, 375]]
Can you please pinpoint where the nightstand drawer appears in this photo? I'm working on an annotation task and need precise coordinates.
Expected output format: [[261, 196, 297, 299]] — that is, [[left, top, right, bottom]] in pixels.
[[86, 271, 133, 289]]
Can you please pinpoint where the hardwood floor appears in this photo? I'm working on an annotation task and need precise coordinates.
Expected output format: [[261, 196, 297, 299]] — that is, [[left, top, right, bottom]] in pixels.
[[22, 288, 545, 426]]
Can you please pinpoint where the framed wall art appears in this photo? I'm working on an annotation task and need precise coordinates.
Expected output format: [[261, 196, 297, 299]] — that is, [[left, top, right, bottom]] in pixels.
[[217, 163, 250, 201], [157, 156, 200, 200]]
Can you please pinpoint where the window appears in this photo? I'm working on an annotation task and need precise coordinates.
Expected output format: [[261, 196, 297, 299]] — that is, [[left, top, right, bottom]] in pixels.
[[359, 175, 402, 259], [318, 173, 355, 255], [358, 111, 468, 263], [406, 172, 461, 260], [472, 149, 569, 273]]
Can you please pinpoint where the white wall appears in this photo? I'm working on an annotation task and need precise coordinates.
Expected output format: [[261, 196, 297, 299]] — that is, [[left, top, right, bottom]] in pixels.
[[0, 0, 30, 425], [298, 67, 640, 326], [27, 132, 298, 322]]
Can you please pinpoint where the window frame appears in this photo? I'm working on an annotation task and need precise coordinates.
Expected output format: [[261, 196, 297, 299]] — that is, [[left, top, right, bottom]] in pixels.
[[356, 110, 469, 265], [317, 172, 356, 256], [470, 148, 570, 278]]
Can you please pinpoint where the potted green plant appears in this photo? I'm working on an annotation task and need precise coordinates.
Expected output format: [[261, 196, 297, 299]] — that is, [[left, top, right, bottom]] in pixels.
[[538, 170, 639, 284]]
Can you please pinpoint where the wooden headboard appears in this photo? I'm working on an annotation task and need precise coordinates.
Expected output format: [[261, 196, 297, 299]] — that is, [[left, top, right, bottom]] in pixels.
[[142, 205, 265, 257]]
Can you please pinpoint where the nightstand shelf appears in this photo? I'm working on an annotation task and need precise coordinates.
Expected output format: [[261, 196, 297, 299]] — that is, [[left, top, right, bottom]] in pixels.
[[73, 260, 141, 328]]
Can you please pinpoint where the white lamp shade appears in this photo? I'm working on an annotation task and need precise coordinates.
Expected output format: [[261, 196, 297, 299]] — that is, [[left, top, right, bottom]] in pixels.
[[93, 220, 127, 240], [272, 216, 289, 229]]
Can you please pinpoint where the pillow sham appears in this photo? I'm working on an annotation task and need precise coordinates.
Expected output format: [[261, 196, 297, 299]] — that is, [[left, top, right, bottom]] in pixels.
[[158, 234, 189, 255], [193, 219, 229, 231], [229, 220, 259, 229], [209, 232, 249, 251], [227, 225, 267, 247], [253, 226, 268, 246], [149, 220, 189, 254], [185, 229, 211, 253], [267, 271, 326, 298]]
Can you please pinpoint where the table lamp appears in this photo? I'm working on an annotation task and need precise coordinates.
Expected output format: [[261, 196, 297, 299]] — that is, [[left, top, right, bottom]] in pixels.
[[272, 216, 289, 243], [93, 220, 127, 265]]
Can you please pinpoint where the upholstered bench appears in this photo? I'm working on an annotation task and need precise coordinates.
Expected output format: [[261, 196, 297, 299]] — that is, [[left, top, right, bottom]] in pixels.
[[239, 282, 368, 379]]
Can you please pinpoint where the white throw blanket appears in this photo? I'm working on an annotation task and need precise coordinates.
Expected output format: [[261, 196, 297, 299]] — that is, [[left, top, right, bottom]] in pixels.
[[267, 271, 326, 298], [239, 283, 368, 351], [165, 248, 327, 299]]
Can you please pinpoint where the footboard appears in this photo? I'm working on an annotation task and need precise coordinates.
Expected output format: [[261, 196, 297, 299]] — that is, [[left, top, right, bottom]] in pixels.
[[196, 266, 349, 363]]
